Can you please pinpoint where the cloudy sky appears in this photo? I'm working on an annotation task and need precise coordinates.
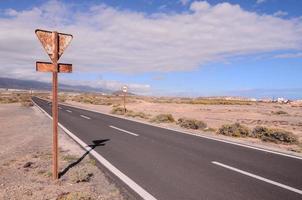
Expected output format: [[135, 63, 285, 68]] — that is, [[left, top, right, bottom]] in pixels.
[[0, 0, 302, 98]]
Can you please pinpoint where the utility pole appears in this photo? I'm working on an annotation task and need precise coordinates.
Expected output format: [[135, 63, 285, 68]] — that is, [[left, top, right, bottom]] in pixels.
[[122, 85, 128, 113], [35, 29, 73, 180]]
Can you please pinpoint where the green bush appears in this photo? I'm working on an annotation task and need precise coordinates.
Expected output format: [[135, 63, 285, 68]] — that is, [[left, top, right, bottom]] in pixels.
[[177, 118, 207, 130], [252, 126, 298, 144], [217, 123, 250, 137], [150, 114, 175, 123]]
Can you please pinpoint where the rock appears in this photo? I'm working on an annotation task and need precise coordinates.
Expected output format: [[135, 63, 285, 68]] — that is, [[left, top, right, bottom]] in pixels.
[[23, 162, 33, 168]]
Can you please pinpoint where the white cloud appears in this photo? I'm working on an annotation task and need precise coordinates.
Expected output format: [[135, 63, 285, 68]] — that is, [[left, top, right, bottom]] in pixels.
[[0, 0, 302, 92], [179, 0, 191, 6], [61, 78, 151, 94], [274, 52, 302, 58], [273, 10, 288, 17], [190, 1, 210, 11], [256, 0, 266, 4]]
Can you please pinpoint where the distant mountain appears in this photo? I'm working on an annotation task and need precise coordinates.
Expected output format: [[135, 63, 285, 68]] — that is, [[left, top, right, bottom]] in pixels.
[[0, 77, 111, 93]]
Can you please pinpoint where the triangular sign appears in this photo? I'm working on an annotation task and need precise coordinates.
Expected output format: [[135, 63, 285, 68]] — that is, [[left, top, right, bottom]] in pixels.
[[35, 29, 73, 62]]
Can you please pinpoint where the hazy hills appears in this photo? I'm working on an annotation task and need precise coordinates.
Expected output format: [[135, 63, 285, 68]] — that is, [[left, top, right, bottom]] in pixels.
[[0, 77, 111, 93]]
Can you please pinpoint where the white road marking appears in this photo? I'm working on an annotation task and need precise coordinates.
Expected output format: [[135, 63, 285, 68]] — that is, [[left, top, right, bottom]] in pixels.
[[50, 100, 302, 160], [32, 100, 157, 200], [34, 97, 302, 161], [212, 161, 302, 195], [109, 125, 139, 137], [80, 115, 91, 120], [66, 110, 72, 113]]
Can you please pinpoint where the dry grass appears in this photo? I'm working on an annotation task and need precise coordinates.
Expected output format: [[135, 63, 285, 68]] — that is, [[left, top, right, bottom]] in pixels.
[[217, 123, 250, 137], [177, 118, 207, 130], [0, 93, 33, 107], [271, 110, 288, 115], [150, 114, 175, 123], [150, 97, 252, 105], [251, 126, 298, 144]]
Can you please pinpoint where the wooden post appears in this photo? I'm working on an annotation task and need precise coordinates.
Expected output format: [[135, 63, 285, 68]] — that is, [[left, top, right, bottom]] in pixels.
[[52, 31, 59, 180], [123, 92, 126, 113], [35, 29, 73, 180]]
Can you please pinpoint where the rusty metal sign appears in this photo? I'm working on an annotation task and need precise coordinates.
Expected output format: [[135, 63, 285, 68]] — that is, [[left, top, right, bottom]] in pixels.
[[36, 62, 72, 73], [35, 29, 73, 180], [35, 29, 73, 63]]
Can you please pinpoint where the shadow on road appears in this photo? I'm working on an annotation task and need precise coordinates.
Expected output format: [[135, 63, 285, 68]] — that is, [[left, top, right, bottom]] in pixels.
[[59, 139, 110, 178]]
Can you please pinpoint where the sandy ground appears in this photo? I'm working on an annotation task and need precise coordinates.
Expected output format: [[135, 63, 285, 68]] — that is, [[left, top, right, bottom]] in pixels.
[[65, 99, 302, 155], [0, 103, 127, 200]]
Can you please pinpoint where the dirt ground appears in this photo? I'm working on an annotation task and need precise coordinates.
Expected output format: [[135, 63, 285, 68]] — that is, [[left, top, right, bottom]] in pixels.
[[65, 98, 302, 155], [0, 103, 126, 200]]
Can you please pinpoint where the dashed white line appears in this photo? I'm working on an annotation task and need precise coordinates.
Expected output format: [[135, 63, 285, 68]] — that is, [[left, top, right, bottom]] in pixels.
[[109, 125, 139, 137], [66, 110, 72, 113], [80, 115, 91, 120], [212, 161, 302, 195], [32, 100, 157, 200]]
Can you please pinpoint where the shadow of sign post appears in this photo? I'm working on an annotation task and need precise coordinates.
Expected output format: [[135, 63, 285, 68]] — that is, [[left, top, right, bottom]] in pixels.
[[35, 29, 73, 180]]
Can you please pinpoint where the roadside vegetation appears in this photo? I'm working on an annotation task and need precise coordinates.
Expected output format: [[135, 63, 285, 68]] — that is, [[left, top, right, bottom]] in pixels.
[[0, 93, 33, 107], [271, 110, 288, 115], [177, 118, 207, 130], [217, 123, 298, 144], [150, 97, 253, 105], [111, 107, 151, 119], [150, 114, 175, 123], [110, 107, 299, 145]]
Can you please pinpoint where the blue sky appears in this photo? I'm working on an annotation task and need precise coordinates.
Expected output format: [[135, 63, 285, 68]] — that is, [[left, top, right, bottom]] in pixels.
[[0, 0, 302, 99]]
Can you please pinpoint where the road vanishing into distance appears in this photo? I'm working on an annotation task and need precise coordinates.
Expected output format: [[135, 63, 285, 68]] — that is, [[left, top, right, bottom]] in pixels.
[[32, 97, 302, 200]]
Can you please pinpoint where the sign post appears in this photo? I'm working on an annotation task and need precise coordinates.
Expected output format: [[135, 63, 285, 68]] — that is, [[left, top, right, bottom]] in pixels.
[[35, 29, 73, 180], [122, 86, 128, 113]]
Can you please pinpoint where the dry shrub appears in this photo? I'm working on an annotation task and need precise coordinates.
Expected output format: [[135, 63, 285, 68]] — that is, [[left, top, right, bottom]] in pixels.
[[252, 126, 298, 144], [21, 101, 34, 107], [110, 107, 126, 115], [177, 118, 207, 130], [150, 114, 175, 123], [272, 110, 288, 115], [125, 110, 150, 119], [217, 123, 250, 137], [57, 192, 92, 200]]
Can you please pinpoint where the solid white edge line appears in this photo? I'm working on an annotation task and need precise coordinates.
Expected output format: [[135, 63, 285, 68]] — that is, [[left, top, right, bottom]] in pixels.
[[66, 110, 72, 113], [80, 115, 91, 120], [212, 161, 302, 195], [35, 97, 302, 160], [32, 99, 157, 200], [109, 125, 139, 137]]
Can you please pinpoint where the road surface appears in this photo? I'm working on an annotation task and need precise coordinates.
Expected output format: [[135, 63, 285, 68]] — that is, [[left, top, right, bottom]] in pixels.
[[32, 97, 302, 200]]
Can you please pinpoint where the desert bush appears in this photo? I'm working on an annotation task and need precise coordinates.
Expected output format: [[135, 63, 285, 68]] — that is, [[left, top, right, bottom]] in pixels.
[[217, 123, 250, 137], [272, 110, 288, 115], [125, 110, 150, 119], [57, 192, 93, 200], [177, 118, 207, 130], [110, 107, 126, 115], [150, 114, 175, 123], [21, 101, 34, 107], [252, 126, 298, 144]]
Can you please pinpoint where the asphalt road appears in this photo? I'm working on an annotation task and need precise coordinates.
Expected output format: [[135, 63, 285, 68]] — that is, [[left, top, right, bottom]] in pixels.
[[32, 97, 302, 200]]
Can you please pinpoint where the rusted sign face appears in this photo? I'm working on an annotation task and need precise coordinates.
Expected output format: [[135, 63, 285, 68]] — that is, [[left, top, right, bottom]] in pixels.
[[36, 62, 72, 73], [35, 29, 73, 62]]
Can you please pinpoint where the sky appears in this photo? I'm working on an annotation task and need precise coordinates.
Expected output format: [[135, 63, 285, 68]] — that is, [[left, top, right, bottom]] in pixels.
[[0, 0, 302, 99]]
